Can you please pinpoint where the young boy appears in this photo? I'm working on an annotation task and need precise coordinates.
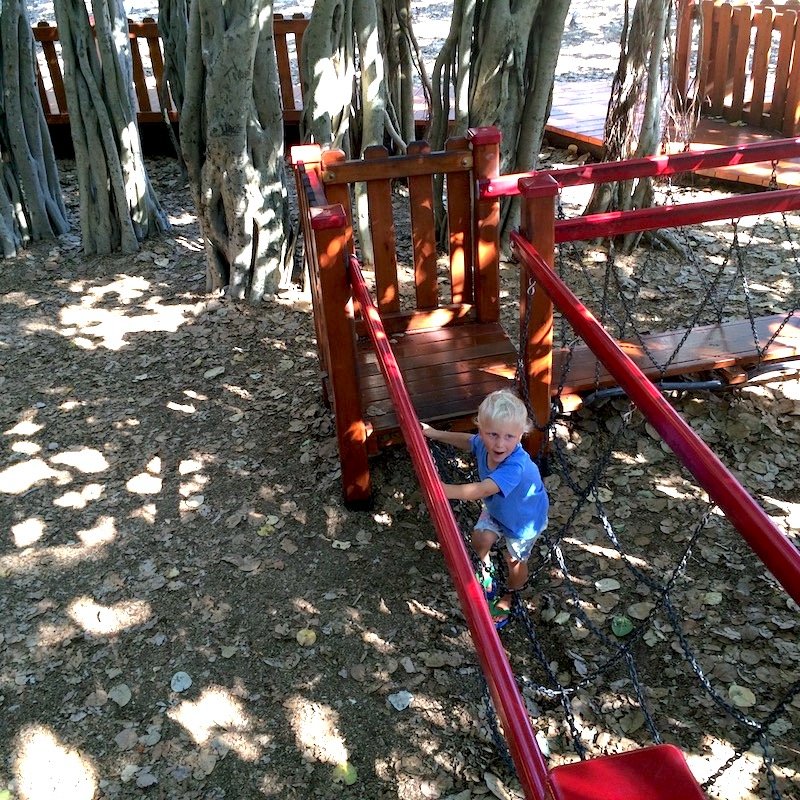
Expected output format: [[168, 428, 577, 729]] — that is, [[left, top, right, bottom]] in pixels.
[[422, 390, 549, 630]]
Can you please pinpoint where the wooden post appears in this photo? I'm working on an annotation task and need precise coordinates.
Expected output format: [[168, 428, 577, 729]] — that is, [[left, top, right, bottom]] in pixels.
[[291, 145, 371, 504], [312, 208, 372, 505], [467, 127, 501, 323], [518, 174, 559, 460]]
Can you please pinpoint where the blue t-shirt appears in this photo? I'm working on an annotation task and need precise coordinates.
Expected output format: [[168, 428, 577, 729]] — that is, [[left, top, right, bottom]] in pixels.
[[470, 434, 549, 540]]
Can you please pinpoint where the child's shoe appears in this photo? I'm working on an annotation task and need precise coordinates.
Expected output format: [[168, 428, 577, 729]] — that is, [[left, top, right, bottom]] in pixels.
[[477, 564, 497, 599]]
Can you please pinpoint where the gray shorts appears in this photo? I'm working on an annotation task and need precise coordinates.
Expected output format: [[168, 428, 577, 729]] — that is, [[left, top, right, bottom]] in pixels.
[[475, 508, 540, 562]]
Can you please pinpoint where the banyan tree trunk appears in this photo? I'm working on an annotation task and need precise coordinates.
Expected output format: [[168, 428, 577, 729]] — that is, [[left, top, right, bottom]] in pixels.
[[53, 0, 169, 255], [0, 0, 69, 257], [180, 0, 291, 300]]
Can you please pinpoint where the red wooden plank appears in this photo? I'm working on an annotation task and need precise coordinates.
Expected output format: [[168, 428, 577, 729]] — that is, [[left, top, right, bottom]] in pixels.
[[468, 127, 501, 324], [445, 136, 474, 304], [711, 2, 733, 116], [364, 145, 401, 314], [729, 5, 754, 121], [769, 9, 797, 130], [406, 141, 439, 309], [749, 6, 775, 126], [273, 15, 296, 114]]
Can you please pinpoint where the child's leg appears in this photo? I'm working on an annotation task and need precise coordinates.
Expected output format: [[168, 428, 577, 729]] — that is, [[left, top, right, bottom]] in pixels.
[[505, 555, 528, 594], [493, 552, 529, 616], [471, 527, 498, 563]]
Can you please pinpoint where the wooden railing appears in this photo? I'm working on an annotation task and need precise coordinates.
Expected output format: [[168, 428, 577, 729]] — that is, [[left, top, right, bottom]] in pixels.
[[32, 14, 308, 127], [676, 0, 800, 135]]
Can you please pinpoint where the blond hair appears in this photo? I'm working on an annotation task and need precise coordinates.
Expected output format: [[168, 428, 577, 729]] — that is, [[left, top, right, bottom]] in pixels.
[[476, 390, 531, 433]]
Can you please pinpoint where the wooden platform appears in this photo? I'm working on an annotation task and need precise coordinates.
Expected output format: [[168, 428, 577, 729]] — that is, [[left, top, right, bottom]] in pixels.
[[546, 78, 800, 189], [355, 314, 800, 438]]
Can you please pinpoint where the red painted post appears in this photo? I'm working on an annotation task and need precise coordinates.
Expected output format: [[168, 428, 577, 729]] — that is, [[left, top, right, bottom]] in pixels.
[[468, 127, 502, 323], [518, 174, 559, 458], [312, 210, 372, 505], [511, 231, 800, 607]]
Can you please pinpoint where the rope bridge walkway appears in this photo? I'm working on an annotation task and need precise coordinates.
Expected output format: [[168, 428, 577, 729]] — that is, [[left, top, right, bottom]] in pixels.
[[292, 131, 800, 799]]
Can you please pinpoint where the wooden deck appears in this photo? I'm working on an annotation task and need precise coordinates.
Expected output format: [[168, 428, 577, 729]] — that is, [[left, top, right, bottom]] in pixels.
[[546, 78, 800, 188], [354, 314, 800, 437]]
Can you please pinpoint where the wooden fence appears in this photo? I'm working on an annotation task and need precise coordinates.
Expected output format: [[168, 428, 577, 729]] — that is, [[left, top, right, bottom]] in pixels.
[[32, 14, 308, 129], [32, 4, 800, 143], [676, 0, 800, 135]]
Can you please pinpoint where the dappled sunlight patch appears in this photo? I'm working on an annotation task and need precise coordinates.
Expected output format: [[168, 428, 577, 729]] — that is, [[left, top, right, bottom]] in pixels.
[[293, 597, 319, 615], [167, 400, 197, 413], [35, 619, 82, 648], [126, 472, 163, 494], [68, 596, 152, 636], [77, 516, 117, 547], [654, 480, 704, 502], [57, 276, 195, 351], [130, 502, 158, 524], [184, 389, 208, 402], [565, 537, 648, 568], [12, 517, 46, 548], [5, 419, 43, 437], [763, 495, 800, 529], [53, 482, 104, 510], [0, 458, 69, 494], [168, 686, 262, 762], [687, 736, 762, 799], [50, 447, 108, 473], [126, 456, 163, 495], [284, 695, 349, 767], [178, 458, 204, 475], [13, 725, 97, 800], [173, 220, 203, 238], [83, 275, 150, 304], [1, 533, 118, 574], [11, 440, 41, 455], [361, 629, 395, 654]]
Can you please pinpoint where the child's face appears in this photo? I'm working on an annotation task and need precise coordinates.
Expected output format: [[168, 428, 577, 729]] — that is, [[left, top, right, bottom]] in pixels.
[[479, 418, 525, 465]]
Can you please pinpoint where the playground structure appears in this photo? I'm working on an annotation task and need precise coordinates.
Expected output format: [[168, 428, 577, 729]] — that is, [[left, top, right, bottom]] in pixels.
[[292, 132, 800, 505], [30, 2, 800, 176], [292, 131, 800, 798]]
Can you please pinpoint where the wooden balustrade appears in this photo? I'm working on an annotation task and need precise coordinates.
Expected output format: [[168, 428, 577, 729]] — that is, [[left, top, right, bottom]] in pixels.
[[676, 0, 800, 135], [32, 14, 308, 129]]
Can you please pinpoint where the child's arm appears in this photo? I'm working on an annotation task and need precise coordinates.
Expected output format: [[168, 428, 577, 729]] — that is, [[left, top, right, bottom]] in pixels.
[[442, 477, 500, 501], [421, 423, 473, 451]]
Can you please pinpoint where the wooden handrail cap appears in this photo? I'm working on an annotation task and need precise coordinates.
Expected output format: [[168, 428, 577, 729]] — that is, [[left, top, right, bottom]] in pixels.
[[310, 204, 347, 231], [518, 173, 559, 198], [290, 144, 322, 165], [467, 126, 502, 145]]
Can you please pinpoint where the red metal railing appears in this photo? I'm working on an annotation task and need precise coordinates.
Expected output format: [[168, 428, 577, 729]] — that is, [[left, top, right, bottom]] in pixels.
[[347, 254, 551, 800], [510, 231, 800, 606], [553, 186, 800, 242], [479, 137, 800, 199]]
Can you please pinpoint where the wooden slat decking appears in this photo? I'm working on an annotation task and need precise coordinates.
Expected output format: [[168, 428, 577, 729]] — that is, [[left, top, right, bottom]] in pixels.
[[356, 314, 800, 437], [546, 78, 800, 188]]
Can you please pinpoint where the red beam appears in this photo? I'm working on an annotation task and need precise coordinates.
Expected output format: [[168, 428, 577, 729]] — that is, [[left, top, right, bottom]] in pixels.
[[348, 255, 551, 800], [554, 187, 800, 243], [480, 137, 800, 198], [510, 232, 800, 607]]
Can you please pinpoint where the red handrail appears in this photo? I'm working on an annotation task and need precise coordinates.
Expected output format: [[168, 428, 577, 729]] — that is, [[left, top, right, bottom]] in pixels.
[[347, 254, 551, 800], [480, 137, 800, 198], [553, 186, 800, 243], [510, 231, 800, 606]]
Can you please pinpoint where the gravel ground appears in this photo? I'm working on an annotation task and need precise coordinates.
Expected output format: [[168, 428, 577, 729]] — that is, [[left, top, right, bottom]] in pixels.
[[4, 3, 799, 800]]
